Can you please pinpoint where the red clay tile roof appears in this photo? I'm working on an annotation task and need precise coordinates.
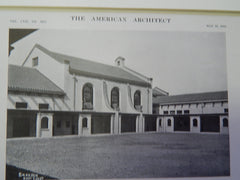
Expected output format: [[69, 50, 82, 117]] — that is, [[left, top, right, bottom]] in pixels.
[[31, 44, 151, 87], [153, 91, 228, 105], [8, 65, 65, 96]]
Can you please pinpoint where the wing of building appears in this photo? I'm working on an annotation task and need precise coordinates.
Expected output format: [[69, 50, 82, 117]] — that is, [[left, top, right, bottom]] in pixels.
[[7, 44, 154, 138], [153, 91, 229, 134]]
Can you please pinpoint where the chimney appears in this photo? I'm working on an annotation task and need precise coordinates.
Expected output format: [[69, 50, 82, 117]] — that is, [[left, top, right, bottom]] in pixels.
[[115, 56, 125, 67]]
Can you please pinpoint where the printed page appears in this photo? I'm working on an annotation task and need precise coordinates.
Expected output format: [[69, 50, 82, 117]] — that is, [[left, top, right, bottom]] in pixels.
[[0, 8, 240, 180]]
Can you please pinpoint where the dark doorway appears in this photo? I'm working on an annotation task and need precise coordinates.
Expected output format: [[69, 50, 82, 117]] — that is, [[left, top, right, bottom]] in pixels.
[[13, 118, 30, 137], [121, 114, 136, 133], [145, 116, 157, 132], [91, 114, 111, 134], [174, 116, 190, 131], [53, 113, 78, 136], [7, 110, 37, 138], [201, 115, 220, 132]]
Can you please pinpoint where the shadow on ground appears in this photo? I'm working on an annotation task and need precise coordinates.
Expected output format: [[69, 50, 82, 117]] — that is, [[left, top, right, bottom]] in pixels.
[[6, 164, 56, 180]]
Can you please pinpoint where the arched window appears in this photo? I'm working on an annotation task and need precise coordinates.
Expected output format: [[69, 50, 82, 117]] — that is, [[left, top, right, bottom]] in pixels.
[[223, 118, 228, 127], [82, 117, 88, 128], [134, 90, 141, 109], [168, 119, 171, 126], [193, 119, 198, 127], [41, 117, 48, 129], [82, 83, 93, 110], [111, 87, 119, 109]]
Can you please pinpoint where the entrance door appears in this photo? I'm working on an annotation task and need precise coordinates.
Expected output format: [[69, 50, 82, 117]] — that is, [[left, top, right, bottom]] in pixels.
[[53, 113, 78, 136], [8, 110, 37, 138], [200, 115, 220, 132], [121, 115, 136, 133], [13, 118, 30, 137], [174, 116, 190, 131], [145, 116, 157, 132], [91, 114, 111, 134]]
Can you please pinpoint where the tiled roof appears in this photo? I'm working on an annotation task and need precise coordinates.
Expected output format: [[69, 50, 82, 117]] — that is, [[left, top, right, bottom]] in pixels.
[[8, 65, 65, 96], [31, 44, 151, 87], [153, 91, 228, 105], [153, 87, 169, 97]]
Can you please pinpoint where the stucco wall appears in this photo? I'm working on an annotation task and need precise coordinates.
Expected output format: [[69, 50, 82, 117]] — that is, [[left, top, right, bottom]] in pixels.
[[164, 117, 174, 132], [23, 48, 65, 90], [190, 116, 201, 133], [220, 115, 229, 134], [159, 101, 228, 115], [65, 72, 152, 114], [8, 93, 68, 111]]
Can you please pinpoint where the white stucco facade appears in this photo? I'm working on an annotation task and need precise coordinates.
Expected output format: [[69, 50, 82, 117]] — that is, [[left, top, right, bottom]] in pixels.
[[154, 92, 229, 134], [7, 44, 154, 138], [20, 45, 152, 114]]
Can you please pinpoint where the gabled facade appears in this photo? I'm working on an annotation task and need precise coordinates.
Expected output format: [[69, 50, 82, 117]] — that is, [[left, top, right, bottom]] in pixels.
[[8, 44, 154, 138], [20, 44, 152, 114]]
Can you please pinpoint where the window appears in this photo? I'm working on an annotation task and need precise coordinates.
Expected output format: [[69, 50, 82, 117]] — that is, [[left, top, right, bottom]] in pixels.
[[111, 87, 119, 109], [82, 118, 88, 128], [39, 103, 49, 110], [224, 108, 228, 113], [32, 57, 38, 67], [168, 119, 171, 126], [170, 110, 175, 115], [41, 117, 48, 129], [177, 110, 182, 114], [134, 90, 141, 109], [193, 119, 198, 127], [57, 120, 61, 128], [223, 118, 228, 127], [66, 120, 70, 128], [163, 111, 168, 115], [159, 119, 162, 127], [82, 83, 93, 110], [15, 102, 28, 109], [184, 110, 190, 114]]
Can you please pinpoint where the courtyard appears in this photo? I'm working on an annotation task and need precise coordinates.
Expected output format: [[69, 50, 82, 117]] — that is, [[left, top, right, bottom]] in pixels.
[[6, 133, 230, 179]]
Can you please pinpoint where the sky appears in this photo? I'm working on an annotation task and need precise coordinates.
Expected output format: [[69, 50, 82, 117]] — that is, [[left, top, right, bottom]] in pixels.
[[9, 29, 227, 95]]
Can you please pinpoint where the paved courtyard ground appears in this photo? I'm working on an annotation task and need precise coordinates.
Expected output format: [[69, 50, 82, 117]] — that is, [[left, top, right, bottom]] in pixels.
[[6, 133, 230, 179]]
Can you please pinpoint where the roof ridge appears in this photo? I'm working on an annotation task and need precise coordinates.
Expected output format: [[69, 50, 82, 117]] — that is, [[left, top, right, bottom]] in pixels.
[[33, 44, 151, 87], [167, 90, 228, 97], [35, 43, 121, 69], [153, 87, 169, 94], [153, 90, 228, 105], [124, 66, 151, 81]]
